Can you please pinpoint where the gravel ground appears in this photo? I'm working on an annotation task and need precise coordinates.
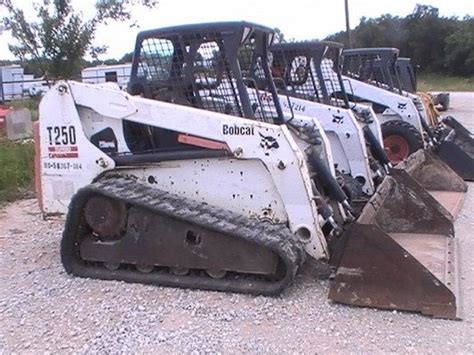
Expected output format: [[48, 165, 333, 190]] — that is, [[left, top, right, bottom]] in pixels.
[[1, 93, 473, 353]]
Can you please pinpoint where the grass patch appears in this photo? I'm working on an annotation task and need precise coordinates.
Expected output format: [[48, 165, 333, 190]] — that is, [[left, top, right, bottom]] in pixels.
[[417, 73, 474, 92], [0, 138, 35, 204], [6, 97, 40, 121]]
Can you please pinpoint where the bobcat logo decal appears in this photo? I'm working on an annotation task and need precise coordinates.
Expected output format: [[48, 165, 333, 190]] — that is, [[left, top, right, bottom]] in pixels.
[[259, 132, 279, 155], [332, 115, 344, 124], [397, 102, 408, 110]]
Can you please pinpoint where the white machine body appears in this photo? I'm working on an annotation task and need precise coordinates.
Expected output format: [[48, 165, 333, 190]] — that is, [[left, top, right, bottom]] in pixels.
[[277, 94, 377, 195], [38, 81, 337, 260], [340, 76, 427, 140]]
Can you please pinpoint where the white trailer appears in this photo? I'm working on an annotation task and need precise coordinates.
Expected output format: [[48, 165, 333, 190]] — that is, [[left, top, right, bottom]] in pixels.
[[81, 63, 132, 90], [0, 65, 24, 101]]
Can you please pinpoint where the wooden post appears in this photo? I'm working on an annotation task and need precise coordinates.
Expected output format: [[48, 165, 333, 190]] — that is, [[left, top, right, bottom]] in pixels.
[[344, 0, 352, 48]]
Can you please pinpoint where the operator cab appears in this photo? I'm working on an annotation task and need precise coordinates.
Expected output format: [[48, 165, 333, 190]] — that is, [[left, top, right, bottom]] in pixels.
[[341, 48, 403, 95], [270, 41, 350, 108]]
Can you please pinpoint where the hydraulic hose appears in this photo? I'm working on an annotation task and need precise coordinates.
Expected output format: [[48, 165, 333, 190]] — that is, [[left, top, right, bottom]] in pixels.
[[363, 126, 391, 167], [311, 181, 340, 237], [307, 147, 352, 213], [420, 114, 436, 141]]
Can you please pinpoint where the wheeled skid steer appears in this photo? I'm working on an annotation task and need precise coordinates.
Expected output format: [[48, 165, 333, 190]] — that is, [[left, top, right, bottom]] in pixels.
[[37, 22, 462, 319], [270, 41, 391, 203], [266, 40, 467, 218], [341, 47, 474, 181]]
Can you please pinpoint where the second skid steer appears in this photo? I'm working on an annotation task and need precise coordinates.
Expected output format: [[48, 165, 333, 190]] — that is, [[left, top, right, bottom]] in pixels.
[[37, 21, 462, 319]]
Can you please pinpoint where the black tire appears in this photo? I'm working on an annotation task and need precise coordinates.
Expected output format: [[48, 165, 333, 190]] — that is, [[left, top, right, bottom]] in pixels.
[[381, 120, 424, 163], [436, 93, 450, 112]]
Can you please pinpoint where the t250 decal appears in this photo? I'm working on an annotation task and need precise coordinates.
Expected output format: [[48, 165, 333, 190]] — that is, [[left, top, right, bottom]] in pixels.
[[46, 125, 77, 146]]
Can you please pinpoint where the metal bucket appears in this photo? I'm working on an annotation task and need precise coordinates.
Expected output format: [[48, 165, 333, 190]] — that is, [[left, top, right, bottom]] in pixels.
[[436, 118, 474, 181], [329, 170, 461, 319], [395, 149, 468, 218]]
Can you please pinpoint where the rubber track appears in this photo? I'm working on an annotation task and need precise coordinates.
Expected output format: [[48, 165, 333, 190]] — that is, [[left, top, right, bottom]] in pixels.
[[61, 176, 306, 295]]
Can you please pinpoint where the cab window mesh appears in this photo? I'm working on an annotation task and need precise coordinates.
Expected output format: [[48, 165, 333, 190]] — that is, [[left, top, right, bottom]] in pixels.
[[272, 45, 346, 107], [240, 37, 279, 123], [136, 31, 280, 123], [342, 52, 392, 90], [139, 38, 175, 81], [320, 47, 344, 103], [193, 40, 243, 116]]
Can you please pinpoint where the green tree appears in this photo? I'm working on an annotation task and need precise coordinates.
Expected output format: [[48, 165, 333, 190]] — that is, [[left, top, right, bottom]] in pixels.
[[443, 16, 474, 76], [400, 5, 458, 73], [325, 4, 472, 76], [1, 0, 158, 78], [120, 52, 134, 63], [353, 15, 403, 48]]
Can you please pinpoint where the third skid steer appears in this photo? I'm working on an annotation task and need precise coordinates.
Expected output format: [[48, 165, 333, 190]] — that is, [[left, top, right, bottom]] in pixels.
[[394, 56, 450, 112], [38, 22, 462, 319], [268, 40, 468, 219], [341, 47, 474, 182]]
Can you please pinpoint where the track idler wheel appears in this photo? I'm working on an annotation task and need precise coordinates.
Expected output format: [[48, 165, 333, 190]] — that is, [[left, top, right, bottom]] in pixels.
[[382, 120, 423, 164], [84, 196, 127, 238]]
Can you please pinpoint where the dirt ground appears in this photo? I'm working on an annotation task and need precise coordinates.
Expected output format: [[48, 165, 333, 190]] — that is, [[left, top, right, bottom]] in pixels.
[[0, 93, 473, 353]]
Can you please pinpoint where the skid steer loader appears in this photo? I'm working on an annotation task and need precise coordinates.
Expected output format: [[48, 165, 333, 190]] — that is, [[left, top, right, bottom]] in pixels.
[[127, 29, 379, 214], [341, 48, 474, 182], [266, 40, 467, 218], [269, 41, 391, 200], [395, 57, 450, 112], [129, 29, 393, 211], [37, 22, 461, 319], [270, 44, 393, 198]]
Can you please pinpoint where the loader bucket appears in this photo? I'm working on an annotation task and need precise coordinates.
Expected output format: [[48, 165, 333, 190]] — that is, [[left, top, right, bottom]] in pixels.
[[435, 127, 474, 182], [329, 170, 461, 319], [395, 150, 468, 218], [442, 116, 473, 140]]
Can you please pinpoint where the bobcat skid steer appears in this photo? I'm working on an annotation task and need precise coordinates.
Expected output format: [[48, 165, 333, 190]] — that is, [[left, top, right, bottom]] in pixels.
[[395, 57, 449, 112], [268, 41, 467, 218], [341, 48, 474, 182], [394, 57, 450, 119], [127, 25, 373, 217], [129, 27, 391, 213], [37, 22, 461, 318], [269, 41, 391, 204]]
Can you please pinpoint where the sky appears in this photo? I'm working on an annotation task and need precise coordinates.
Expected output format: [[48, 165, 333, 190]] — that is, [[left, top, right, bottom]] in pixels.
[[0, 0, 473, 60]]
